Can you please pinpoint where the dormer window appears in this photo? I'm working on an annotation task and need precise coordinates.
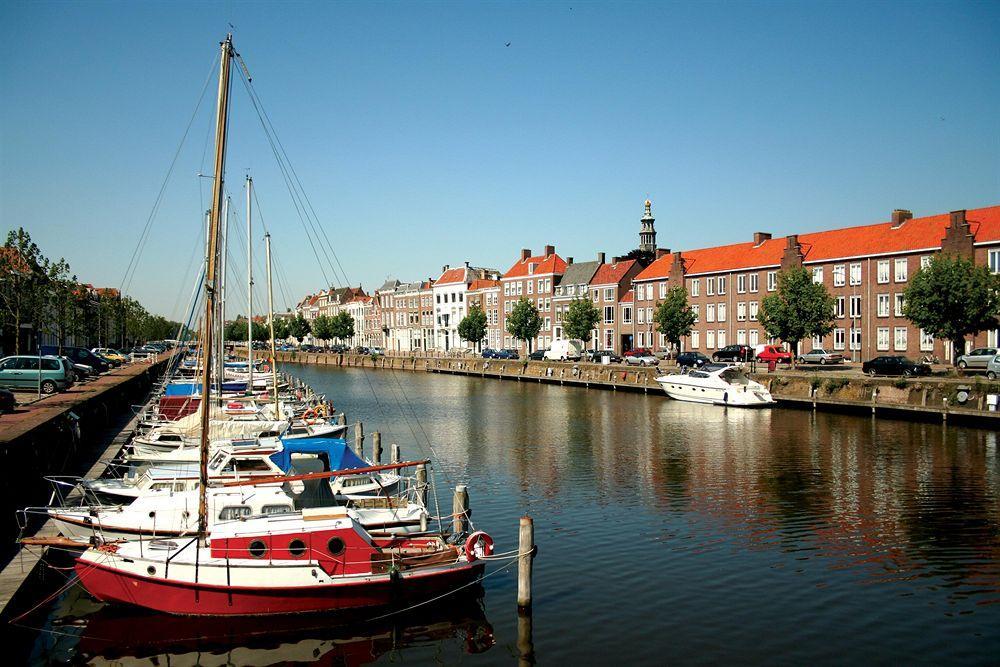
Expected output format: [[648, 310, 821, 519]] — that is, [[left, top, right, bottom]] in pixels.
[[528, 263, 536, 274]]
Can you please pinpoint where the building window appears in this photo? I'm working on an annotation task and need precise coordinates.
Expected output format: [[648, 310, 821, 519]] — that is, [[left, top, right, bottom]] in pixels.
[[894, 258, 908, 283], [637, 332, 646, 347], [604, 287, 614, 302], [706, 277, 715, 296], [989, 249, 1000, 274], [920, 255, 932, 270], [749, 273, 758, 293], [920, 329, 934, 351], [877, 327, 890, 351], [527, 280, 533, 295], [691, 304, 699, 322], [717, 330, 727, 347], [877, 294, 890, 317], [767, 271, 777, 292], [737, 302, 746, 321], [812, 335, 823, 349], [622, 306, 632, 323], [812, 267, 824, 284], [849, 295, 862, 319], [737, 329, 746, 344], [749, 301, 759, 321], [849, 262, 862, 286], [748, 329, 759, 346], [850, 327, 862, 351], [833, 328, 846, 350], [604, 306, 614, 324], [835, 296, 845, 318], [894, 327, 908, 351], [544, 316, 551, 330], [637, 308, 645, 325], [717, 277, 727, 295], [894, 293, 905, 317], [706, 330, 715, 349], [691, 330, 700, 349], [706, 304, 715, 322], [877, 260, 890, 284], [737, 275, 746, 293], [659, 282, 667, 299], [717, 303, 726, 322], [833, 265, 846, 287], [690, 279, 700, 297]]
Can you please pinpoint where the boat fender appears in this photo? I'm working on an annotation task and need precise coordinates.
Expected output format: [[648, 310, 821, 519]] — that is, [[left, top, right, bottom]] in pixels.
[[464, 531, 494, 561]]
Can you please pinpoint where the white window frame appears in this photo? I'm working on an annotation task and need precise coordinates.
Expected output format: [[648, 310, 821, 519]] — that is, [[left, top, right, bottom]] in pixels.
[[833, 264, 846, 287], [706, 277, 715, 296], [894, 293, 905, 317], [849, 295, 862, 319], [717, 330, 727, 348], [749, 273, 759, 293], [690, 279, 700, 297], [877, 260, 890, 284], [691, 330, 700, 349], [849, 262, 862, 286], [849, 327, 862, 351], [717, 277, 727, 295], [877, 294, 890, 317], [835, 296, 845, 319], [767, 271, 778, 292], [877, 327, 890, 351], [920, 329, 934, 352], [894, 258, 908, 283], [737, 275, 746, 293], [737, 302, 746, 321], [749, 301, 759, 321], [812, 267, 824, 284], [717, 303, 726, 322], [894, 327, 908, 351]]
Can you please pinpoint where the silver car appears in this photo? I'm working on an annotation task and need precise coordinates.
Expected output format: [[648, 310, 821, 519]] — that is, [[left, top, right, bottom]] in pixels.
[[798, 348, 844, 365], [957, 347, 998, 370], [987, 355, 1000, 380]]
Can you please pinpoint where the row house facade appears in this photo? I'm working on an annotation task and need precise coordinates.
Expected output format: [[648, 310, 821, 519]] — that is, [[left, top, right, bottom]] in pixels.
[[467, 278, 502, 350], [432, 263, 500, 351], [588, 258, 643, 353], [552, 254, 602, 342], [631, 206, 1000, 360], [383, 280, 435, 352], [499, 246, 567, 352]]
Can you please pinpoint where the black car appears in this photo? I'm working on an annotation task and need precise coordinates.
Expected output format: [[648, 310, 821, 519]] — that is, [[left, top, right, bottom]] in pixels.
[[861, 355, 931, 377], [712, 345, 754, 363], [676, 351, 711, 369], [528, 349, 547, 361], [482, 348, 497, 359], [40, 346, 110, 374], [495, 349, 520, 360], [587, 350, 623, 363], [0, 388, 16, 415]]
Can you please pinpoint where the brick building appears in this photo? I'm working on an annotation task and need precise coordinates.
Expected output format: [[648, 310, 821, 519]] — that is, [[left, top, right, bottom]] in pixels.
[[500, 246, 567, 352], [467, 278, 502, 350]]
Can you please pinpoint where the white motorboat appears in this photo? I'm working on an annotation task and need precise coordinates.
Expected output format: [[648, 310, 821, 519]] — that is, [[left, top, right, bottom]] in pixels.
[[655, 363, 775, 407]]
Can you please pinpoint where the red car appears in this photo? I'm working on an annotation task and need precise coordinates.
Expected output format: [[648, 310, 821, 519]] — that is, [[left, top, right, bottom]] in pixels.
[[756, 345, 793, 364], [624, 347, 654, 357]]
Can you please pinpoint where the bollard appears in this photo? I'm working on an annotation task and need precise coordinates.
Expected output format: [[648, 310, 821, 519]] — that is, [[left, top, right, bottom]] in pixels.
[[337, 413, 346, 426], [415, 464, 427, 507], [354, 421, 364, 457], [453, 484, 469, 535], [391, 442, 400, 464], [517, 608, 535, 667], [372, 431, 382, 464], [517, 515, 534, 609]]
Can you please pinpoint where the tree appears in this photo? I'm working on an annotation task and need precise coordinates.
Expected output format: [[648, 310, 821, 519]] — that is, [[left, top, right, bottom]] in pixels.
[[224, 318, 247, 342], [759, 267, 835, 367], [458, 304, 488, 351], [0, 228, 48, 353], [903, 254, 1000, 363], [330, 311, 355, 343], [289, 314, 312, 341], [562, 298, 601, 349], [505, 297, 542, 353], [311, 315, 334, 344], [624, 248, 655, 267], [271, 316, 290, 341], [653, 286, 697, 353]]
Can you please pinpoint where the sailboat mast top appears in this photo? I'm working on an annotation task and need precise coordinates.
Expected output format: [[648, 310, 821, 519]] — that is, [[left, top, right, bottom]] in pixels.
[[265, 232, 282, 422], [246, 175, 253, 391]]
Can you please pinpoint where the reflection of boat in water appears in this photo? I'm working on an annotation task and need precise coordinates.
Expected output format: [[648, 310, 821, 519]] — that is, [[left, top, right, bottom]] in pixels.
[[655, 363, 774, 407], [60, 586, 494, 666]]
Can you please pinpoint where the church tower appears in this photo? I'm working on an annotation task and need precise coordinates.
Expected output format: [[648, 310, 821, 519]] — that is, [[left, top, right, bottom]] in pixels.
[[639, 199, 656, 253]]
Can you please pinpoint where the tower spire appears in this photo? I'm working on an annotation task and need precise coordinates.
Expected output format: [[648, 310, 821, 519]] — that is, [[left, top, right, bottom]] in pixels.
[[639, 199, 656, 253]]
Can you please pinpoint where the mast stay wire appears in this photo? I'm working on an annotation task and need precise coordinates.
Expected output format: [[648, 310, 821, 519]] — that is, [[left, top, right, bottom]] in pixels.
[[251, 182, 302, 312], [120, 50, 220, 297]]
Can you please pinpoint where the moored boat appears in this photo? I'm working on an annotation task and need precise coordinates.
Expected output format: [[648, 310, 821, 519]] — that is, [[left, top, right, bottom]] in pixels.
[[655, 363, 774, 407]]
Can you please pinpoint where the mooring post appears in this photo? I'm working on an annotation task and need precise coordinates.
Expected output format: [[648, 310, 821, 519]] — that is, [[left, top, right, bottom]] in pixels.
[[517, 607, 535, 667], [372, 431, 382, 464], [337, 412, 346, 426], [416, 463, 428, 507], [391, 442, 400, 464], [453, 484, 469, 535], [354, 421, 364, 457], [518, 515, 535, 610]]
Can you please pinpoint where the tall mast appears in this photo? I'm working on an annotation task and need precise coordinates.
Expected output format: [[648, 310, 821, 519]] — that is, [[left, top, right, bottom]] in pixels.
[[265, 232, 282, 421], [218, 194, 230, 398], [197, 33, 234, 543], [246, 175, 253, 394]]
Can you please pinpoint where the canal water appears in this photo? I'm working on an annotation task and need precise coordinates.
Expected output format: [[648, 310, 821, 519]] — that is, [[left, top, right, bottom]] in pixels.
[[13, 365, 1000, 665]]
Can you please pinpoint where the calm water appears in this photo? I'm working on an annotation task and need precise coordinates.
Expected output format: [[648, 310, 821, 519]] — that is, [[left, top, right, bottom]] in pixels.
[[13, 364, 1000, 665]]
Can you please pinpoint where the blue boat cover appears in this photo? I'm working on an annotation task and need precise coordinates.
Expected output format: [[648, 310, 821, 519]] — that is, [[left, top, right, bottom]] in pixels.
[[164, 381, 248, 396], [270, 437, 367, 473]]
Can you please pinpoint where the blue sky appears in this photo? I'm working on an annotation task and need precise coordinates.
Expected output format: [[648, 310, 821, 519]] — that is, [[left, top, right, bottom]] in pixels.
[[2, 1, 998, 319]]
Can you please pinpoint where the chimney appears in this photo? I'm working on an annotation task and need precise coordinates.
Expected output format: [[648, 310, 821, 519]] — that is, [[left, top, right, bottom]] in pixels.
[[567, 257, 574, 265], [655, 247, 670, 260], [753, 232, 772, 246], [464, 261, 470, 268], [442, 264, 449, 274], [544, 244, 555, 257], [597, 252, 606, 264], [612, 256, 623, 263], [520, 248, 531, 261], [786, 234, 798, 249], [949, 209, 966, 228], [891, 209, 913, 228]]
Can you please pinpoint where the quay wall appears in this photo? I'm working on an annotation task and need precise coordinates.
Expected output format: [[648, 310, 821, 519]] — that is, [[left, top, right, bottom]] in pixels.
[[272, 351, 1000, 427]]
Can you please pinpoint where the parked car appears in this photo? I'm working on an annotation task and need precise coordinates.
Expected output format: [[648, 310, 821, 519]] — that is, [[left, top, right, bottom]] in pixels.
[[625, 347, 653, 358], [495, 349, 520, 360], [544, 339, 584, 362], [40, 346, 110, 374], [756, 345, 793, 364], [92, 348, 127, 364], [675, 351, 711, 369], [353, 346, 370, 355], [797, 348, 845, 365], [712, 345, 754, 363], [528, 349, 548, 361], [0, 387, 15, 414], [0, 355, 73, 393], [370, 346, 385, 356], [956, 347, 998, 370], [481, 348, 497, 359], [861, 355, 931, 377], [624, 350, 658, 367], [587, 350, 623, 363], [987, 355, 1000, 380]]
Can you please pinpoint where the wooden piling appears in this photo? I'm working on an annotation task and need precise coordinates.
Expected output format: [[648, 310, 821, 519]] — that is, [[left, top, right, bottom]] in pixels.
[[354, 421, 364, 457], [372, 431, 382, 464], [415, 463, 427, 506], [391, 442, 400, 464], [337, 413, 346, 426], [453, 484, 469, 535], [517, 515, 534, 609], [517, 609, 535, 667]]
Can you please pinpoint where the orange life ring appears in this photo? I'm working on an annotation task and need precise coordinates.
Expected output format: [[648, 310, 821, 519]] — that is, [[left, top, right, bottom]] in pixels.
[[464, 531, 494, 562], [227, 401, 245, 410], [302, 408, 317, 419], [261, 364, 271, 372]]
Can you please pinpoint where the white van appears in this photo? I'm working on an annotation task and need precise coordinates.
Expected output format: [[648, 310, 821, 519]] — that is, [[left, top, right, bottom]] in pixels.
[[544, 339, 584, 361]]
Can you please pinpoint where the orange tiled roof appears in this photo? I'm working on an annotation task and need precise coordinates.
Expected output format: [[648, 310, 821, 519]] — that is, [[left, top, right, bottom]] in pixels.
[[0, 246, 31, 273], [502, 253, 567, 279], [635, 205, 1000, 280], [590, 259, 637, 286], [620, 289, 634, 303], [435, 267, 468, 286], [468, 278, 500, 291]]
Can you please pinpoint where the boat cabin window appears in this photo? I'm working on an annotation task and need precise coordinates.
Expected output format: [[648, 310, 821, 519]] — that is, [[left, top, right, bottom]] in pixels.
[[287, 427, 308, 435], [259, 430, 281, 438], [208, 452, 227, 471], [720, 369, 750, 385], [689, 371, 710, 379], [159, 434, 183, 442], [150, 482, 186, 492], [341, 475, 373, 488], [218, 505, 251, 520], [234, 459, 274, 472], [261, 504, 293, 515]]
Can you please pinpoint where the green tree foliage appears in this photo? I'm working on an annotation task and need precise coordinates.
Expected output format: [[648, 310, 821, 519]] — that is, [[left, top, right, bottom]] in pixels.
[[271, 316, 291, 341], [902, 254, 1000, 361], [653, 286, 698, 352], [759, 267, 836, 366], [289, 314, 312, 341], [505, 297, 542, 353], [311, 315, 334, 342], [330, 311, 355, 342], [1, 228, 50, 353], [562, 298, 601, 348], [457, 304, 488, 350], [623, 248, 655, 267]]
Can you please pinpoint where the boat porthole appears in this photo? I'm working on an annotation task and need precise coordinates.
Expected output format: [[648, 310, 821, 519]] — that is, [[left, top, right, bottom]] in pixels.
[[248, 540, 267, 558], [147, 566, 156, 576], [288, 539, 306, 557], [148, 511, 156, 518], [327, 537, 345, 556]]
